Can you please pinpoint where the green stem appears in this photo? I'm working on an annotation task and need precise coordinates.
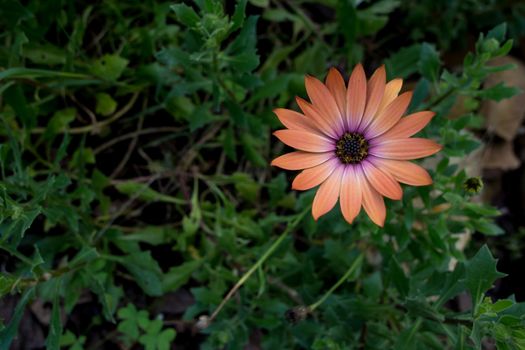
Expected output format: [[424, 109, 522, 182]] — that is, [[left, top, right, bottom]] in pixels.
[[206, 207, 309, 325], [309, 254, 364, 311]]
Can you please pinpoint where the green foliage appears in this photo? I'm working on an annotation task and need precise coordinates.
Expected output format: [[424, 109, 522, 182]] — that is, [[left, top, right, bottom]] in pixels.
[[0, 0, 524, 349], [117, 304, 176, 350]]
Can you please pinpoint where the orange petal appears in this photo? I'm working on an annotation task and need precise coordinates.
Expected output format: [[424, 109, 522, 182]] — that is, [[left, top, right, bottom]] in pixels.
[[371, 158, 432, 186], [362, 160, 402, 200], [296, 97, 339, 139], [340, 165, 362, 224], [312, 165, 344, 220], [365, 91, 413, 139], [370, 138, 442, 160], [374, 111, 435, 142], [359, 168, 386, 227], [358, 65, 386, 132], [377, 79, 403, 115], [273, 130, 334, 153], [273, 108, 323, 135], [325, 68, 346, 116], [292, 158, 339, 191], [305, 75, 345, 136], [271, 151, 334, 170], [346, 64, 367, 131]]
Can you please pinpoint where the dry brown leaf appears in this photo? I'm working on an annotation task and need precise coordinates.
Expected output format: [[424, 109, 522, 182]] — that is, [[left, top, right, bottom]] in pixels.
[[482, 56, 525, 141], [482, 141, 520, 170]]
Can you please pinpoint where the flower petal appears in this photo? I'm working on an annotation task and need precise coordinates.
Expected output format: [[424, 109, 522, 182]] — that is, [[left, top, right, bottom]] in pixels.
[[358, 65, 386, 132], [371, 157, 432, 186], [273, 130, 335, 153], [271, 151, 334, 170], [325, 67, 346, 116], [305, 75, 345, 136], [273, 108, 324, 135], [340, 165, 362, 224], [346, 63, 367, 131], [373, 111, 435, 143], [377, 78, 402, 115], [359, 168, 386, 227], [365, 91, 413, 139], [362, 160, 402, 200], [312, 165, 344, 220], [296, 97, 339, 139], [370, 138, 442, 160], [292, 158, 339, 191]]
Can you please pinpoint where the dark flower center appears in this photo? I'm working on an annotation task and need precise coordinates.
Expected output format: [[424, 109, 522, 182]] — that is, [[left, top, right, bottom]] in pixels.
[[335, 132, 369, 164]]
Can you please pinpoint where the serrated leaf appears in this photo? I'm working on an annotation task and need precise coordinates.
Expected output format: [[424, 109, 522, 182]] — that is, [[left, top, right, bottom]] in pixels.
[[163, 260, 202, 292], [171, 3, 200, 27], [387, 257, 409, 298], [466, 245, 506, 313], [0, 287, 35, 350], [487, 23, 507, 42], [230, 0, 247, 32], [418, 43, 441, 82], [45, 279, 63, 350], [120, 252, 163, 296], [478, 82, 520, 102], [227, 15, 258, 54], [84, 271, 117, 322]]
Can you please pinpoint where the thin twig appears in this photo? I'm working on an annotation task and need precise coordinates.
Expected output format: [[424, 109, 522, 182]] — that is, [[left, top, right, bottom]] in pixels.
[[30, 92, 139, 135], [202, 207, 309, 328]]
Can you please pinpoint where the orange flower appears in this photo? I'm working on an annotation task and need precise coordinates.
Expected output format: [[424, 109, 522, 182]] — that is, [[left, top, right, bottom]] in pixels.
[[271, 64, 441, 226]]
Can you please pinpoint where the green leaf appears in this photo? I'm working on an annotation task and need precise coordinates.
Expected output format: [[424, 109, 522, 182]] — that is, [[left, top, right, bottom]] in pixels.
[[2, 207, 42, 248], [385, 44, 422, 78], [23, 44, 67, 65], [90, 54, 129, 81], [230, 0, 247, 32], [478, 82, 520, 101], [436, 263, 466, 307], [0, 287, 35, 350], [116, 227, 168, 246], [95, 93, 117, 116], [158, 329, 176, 350], [466, 245, 506, 313], [0, 275, 16, 298], [120, 252, 164, 296], [249, 0, 269, 8], [221, 126, 237, 161], [227, 15, 258, 54], [69, 247, 99, 268], [3, 84, 36, 129], [163, 260, 202, 292], [83, 270, 120, 322], [115, 181, 185, 205], [232, 172, 260, 203], [225, 51, 259, 73], [44, 108, 76, 139], [387, 257, 409, 298], [45, 279, 63, 350], [486, 23, 507, 42], [187, 105, 216, 131], [418, 43, 441, 82], [472, 219, 504, 236], [171, 3, 200, 27]]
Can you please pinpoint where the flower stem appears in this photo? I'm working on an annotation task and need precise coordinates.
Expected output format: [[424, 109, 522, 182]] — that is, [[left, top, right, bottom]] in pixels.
[[205, 207, 309, 326], [308, 254, 364, 312]]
